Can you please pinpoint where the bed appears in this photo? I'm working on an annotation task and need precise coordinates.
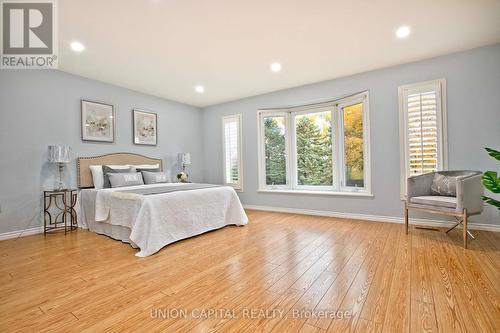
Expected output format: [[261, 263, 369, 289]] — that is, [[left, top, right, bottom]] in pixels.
[[75, 153, 248, 257]]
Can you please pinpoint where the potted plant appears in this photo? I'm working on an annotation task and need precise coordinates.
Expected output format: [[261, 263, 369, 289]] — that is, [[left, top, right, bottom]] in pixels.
[[482, 147, 500, 210], [177, 172, 189, 183]]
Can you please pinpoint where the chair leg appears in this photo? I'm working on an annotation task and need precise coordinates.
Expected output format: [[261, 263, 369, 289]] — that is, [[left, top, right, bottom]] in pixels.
[[445, 217, 461, 233], [405, 204, 409, 235], [463, 209, 468, 249]]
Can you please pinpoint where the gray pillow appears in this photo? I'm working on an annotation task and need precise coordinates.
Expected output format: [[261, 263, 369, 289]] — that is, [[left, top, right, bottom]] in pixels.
[[135, 167, 161, 173], [108, 172, 144, 188], [102, 165, 133, 188], [430, 173, 457, 196], [142, 171, 170, 184]]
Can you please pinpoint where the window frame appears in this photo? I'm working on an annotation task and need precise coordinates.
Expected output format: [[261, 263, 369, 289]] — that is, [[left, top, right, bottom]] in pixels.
[[398, 79, 448, 198], [337, 94, 371, 193], [257, 111, 291, 190], [222, 114, 243, 191], [257, 91, 372, 196], [290, 105, 335, 192]]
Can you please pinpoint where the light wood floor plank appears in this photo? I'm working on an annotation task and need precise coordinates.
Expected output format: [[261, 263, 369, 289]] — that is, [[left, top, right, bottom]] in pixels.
[[411, 228, 435, 304], [306, 222, 387, 329], [357, 223, 401, 327], [436, 230, 498, 331], [327, 223, 397, 332], [382, 226, 412, 333], [410, 300, 438, 333], [422, 229, 468, 333]]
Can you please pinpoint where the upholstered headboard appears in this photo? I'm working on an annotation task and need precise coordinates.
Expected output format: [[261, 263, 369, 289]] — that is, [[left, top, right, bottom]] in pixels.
[[77, 152, 163, 188]]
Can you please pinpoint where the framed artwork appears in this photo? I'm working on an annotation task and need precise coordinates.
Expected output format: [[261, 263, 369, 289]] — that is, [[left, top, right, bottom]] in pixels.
[[81, 100, 115, 142], [133, 109, 157, 146]]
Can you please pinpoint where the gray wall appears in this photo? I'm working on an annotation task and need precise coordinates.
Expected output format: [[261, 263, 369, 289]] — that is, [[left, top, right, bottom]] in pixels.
[[201, 44, 500, 225], [0, 70, 203, 233]]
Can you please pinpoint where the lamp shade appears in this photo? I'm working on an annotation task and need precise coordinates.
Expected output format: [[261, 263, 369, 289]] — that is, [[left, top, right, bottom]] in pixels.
[[48, 145, 71, 163], [179, 152, 191, 165]]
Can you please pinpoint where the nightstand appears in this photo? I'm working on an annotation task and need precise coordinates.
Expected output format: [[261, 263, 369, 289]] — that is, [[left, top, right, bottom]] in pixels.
[[43, 189, 78, 234]]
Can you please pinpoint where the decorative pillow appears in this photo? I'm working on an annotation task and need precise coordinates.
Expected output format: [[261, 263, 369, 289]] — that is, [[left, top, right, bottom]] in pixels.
[[102, 165, 133, 188], [108, 172, 144, 188], [90, 165, 130, 189], [430, 173, 458, 196], [142, 171, 170, 184]]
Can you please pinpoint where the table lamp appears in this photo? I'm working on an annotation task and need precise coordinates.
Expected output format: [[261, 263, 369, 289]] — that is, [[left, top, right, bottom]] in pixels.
[[179, 152, 191, 172], [48, 145, 71, 190]]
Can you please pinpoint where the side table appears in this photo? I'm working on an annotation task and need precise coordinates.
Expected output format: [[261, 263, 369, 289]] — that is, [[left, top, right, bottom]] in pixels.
[[43, 189, 78, 234]]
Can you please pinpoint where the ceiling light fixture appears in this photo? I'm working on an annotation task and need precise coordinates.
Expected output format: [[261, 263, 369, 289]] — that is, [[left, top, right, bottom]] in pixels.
[[270, 62, 282, 72], [70, 41, 85, 52], [195, 85, 205, 93], [395, 26, 411, 39]]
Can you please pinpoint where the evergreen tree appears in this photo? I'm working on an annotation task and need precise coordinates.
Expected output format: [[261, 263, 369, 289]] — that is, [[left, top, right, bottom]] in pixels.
[[264, 118, 286, 185], [231, 162, 239, 183], [323, 116, 333, 185], [296, 115, 332, 185]]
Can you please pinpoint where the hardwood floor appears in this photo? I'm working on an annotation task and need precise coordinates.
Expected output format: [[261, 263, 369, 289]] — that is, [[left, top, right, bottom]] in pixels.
[[0, 210, 499, 332]]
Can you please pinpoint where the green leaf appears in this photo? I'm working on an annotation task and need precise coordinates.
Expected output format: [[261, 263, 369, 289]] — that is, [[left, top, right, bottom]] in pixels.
[[485, 147, 500, 161], [482, 195, 500, 210], [482, 171, 500, 193]]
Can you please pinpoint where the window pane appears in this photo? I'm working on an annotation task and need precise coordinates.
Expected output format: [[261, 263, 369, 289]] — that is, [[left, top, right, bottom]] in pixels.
[[343, 103, 364, 187], [224, 118, 240, 185], [295, 111, 332, 186], [264, 116, 287, 185]]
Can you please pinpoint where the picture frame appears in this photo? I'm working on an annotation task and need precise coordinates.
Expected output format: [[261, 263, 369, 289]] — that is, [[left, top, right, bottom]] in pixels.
[[133, 109, 158, 146], [81, 100, 115, 143]]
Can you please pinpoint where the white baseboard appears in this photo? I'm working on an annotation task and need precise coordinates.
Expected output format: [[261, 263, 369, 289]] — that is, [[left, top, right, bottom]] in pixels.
[[243, 205, 500, 232], [0, 226, 44, 241]]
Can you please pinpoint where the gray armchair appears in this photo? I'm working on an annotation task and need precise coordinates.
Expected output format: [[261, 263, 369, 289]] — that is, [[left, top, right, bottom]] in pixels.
[[405, 170, 484, 248]]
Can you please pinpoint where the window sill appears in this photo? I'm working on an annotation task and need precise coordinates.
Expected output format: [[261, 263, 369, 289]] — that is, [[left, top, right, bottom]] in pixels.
[[257, 189, 373, 197]]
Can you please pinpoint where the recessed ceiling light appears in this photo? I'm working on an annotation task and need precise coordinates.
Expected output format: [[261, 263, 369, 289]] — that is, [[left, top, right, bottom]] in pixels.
[[70, 41, 85, 52], [270, 62, 282, 72], [396, 26, 411, 39], [195, 85, 205, 93]]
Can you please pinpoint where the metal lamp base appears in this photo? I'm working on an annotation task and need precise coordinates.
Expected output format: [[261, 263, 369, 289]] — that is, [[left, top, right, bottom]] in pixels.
[[57, 163, 65, 190]]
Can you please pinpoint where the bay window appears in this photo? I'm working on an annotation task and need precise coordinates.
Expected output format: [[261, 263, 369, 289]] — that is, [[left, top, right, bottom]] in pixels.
[[257, 91, 371, 195]]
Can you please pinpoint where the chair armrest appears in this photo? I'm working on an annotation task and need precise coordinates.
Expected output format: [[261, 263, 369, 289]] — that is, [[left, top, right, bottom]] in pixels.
[[407, 173, 434, 200], [456, 174, 484, 215]]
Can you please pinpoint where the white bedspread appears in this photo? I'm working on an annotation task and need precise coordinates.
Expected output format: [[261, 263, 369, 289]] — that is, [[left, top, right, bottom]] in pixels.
[[77, 189, 138, 247], [91, 183, 248, 257]]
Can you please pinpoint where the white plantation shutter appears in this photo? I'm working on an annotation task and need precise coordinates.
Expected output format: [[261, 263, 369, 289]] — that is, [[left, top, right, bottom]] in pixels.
[[407, 90, 439, 175], [399, 79, 447, 195], [222, 114, 243, 189]]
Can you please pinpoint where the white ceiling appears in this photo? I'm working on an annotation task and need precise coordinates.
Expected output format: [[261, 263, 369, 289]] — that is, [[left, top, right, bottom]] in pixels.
[[59, 0, 500, 107]]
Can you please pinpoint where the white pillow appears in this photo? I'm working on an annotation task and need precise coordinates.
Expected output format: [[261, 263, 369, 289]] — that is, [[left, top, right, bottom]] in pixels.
[[131, 164, 160, 170], [89, 164, 130, 189]]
